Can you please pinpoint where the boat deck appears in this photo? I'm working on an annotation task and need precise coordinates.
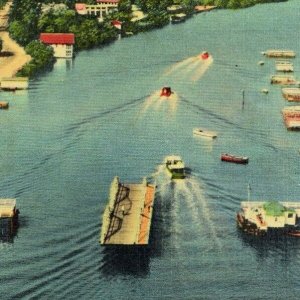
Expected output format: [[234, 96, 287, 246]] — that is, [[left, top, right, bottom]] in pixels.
[[100, 178, 155, 245]]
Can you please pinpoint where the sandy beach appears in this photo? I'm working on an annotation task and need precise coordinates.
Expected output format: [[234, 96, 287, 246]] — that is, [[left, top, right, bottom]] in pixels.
[[0, 2, 31, 80]]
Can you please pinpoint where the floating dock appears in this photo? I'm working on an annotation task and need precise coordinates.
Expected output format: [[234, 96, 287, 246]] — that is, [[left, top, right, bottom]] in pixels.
[[0, 198, 19, 226], [282, 106, 300, 130], [100, 177, 155, 245], [271, 74, 297, 85], [263, 50, 296, 58], [275, 60, 293, 72], [0, 77, 29, 90], [282, 88, 300, 101]]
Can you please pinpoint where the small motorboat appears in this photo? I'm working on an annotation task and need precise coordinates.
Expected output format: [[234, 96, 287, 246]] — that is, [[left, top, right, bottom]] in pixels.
[[160, 87, 173, 97], [258, 61, 265, 66], [200, 51, 210, 60], [221, 153, 249, 164], [193, 128, 217, 138], [0, 101, 9, 109], [261, 88, 269, 94], [164, 155, 186, 179]]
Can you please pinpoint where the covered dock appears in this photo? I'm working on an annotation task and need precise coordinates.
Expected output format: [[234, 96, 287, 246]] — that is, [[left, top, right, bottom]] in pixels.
[[100, 177, 155, 245]]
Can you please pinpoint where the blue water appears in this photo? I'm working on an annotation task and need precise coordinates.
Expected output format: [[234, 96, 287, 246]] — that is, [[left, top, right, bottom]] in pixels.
[[1, 1, 300, 299]]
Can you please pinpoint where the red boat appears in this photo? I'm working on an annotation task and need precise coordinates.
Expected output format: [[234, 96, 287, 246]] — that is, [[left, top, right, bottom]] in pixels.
[[200, 51, 210, 60], [160, 87, 172, 97], [221, 153, 249, 164]]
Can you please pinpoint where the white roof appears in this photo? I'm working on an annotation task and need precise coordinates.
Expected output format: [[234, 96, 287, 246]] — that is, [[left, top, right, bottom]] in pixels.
[[165, 155, 182, 161], [0, 198, 16, 218]]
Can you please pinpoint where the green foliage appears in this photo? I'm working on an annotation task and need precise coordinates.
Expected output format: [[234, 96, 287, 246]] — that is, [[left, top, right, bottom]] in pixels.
[[118, 0, 132, 13], [38, 9, 77, 33], [69, 20, 118, 49], [0, 0, 7, 9], [18, 40, 55, 77]]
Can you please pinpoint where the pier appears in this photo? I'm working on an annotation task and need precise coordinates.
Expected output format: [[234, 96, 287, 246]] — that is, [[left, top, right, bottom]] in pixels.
[[100, 177, 155, 245], [0, 199, 19, 242]]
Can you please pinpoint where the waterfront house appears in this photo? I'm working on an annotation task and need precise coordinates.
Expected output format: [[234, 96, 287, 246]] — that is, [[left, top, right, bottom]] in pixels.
[[96, 0, 119, 4], [75, 2, 118, 20], [40, 33, 75, 58]]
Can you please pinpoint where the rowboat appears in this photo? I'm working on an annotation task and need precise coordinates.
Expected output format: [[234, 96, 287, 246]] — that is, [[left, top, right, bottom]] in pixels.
[[221, 153, 249, 164], [193, 128, 217, 138]]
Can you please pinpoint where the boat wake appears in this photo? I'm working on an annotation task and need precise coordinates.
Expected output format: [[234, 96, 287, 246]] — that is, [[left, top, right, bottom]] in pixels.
[[164, 55, 213, 82], [139, 90, 179, 117], [153, 165, 222, 251]]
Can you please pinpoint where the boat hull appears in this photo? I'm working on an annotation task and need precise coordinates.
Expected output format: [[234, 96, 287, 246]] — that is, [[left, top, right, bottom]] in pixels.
[[237, 213, 300, 237], [166, 166, 186, 179], [193, 129, 217, 138], [221, 154, 248, 164]]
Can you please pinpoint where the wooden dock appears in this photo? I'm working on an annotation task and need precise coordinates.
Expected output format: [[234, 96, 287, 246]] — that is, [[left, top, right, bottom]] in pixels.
[[282, 106, 300, 130], [194, 5, 217, 13], [100, 177, 156, 245]]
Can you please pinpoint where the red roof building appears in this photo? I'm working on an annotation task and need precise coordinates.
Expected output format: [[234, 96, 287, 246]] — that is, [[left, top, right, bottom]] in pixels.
[[40, 33, 75, 58], [40, 33, 75, 45]]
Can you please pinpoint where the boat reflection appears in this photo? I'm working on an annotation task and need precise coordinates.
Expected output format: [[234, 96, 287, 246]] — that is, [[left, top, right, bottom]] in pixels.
[[0, 217, 19, 243], [237, 228, 300, 260], [100, 246, 151, 277]]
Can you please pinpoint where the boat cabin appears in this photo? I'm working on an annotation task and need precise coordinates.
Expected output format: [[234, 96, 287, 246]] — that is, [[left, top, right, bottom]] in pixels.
[[160, 87, 172, 97], [165, 155, 186, 179], [237, 201, 300, 235], [200, 51, 210, 60]]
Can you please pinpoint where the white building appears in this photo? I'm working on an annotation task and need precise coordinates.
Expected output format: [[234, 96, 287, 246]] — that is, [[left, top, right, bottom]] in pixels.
[[40, 33, 75, 58]]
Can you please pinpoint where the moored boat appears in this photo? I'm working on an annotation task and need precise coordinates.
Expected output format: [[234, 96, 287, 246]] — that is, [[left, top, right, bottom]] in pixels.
[[160, 87, 173, 97], [193, 128, 217, 138], [170, 13, 186, 24], [221, 153, 248, 164], [270, 75, 297, 85], [237, 201, 300, 236], [282, 88, 300, 101], [164, 155, 186, 179], [275, 60, 293, 72], [262, 50, 296, 58], [282, 106, 300, 130]]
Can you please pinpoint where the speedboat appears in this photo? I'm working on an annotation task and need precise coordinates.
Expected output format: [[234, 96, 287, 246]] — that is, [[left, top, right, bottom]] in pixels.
[[164, 155, 186, 179], [160, 87, 173, 97], [200, 51, 210, 60], [193, 128, 217, 138], [221, 153, 249, 164]]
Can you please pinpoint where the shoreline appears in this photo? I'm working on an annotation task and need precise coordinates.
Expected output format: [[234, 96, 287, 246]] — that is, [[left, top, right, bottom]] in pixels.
[[0, 2, 31, 81]]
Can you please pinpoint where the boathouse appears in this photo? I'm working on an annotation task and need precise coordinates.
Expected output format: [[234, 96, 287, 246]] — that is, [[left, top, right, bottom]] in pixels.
[[40, 33, 75, 58]]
